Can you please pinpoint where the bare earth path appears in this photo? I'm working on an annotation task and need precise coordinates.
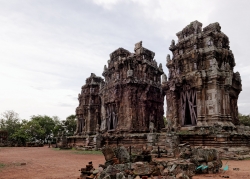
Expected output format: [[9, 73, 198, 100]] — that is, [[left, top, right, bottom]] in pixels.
[[1, 147, 250, 179], [0, 146, 105, 179]]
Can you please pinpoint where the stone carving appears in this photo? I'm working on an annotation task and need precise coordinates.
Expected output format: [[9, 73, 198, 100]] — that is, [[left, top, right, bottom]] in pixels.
[[162, 73, 168, 83], [166, 54, 171, 63]]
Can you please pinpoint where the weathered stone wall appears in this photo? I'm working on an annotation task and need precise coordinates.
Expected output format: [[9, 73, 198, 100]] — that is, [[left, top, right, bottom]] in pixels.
[[163, 21, 242, 131]]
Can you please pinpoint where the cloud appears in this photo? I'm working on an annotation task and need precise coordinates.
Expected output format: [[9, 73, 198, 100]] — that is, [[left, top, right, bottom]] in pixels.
[[0, 0, 249, 120]]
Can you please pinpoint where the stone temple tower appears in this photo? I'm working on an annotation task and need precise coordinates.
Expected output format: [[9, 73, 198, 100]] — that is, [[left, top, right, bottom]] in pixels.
[[75, 73, 103, 135], [163, 21, 242, 131], [99, 41, 165, 133]]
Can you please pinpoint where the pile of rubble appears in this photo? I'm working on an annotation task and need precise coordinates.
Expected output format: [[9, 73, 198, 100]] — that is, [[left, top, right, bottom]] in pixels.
[[78, 144, 222, 179], [217, 146, 250, 160]]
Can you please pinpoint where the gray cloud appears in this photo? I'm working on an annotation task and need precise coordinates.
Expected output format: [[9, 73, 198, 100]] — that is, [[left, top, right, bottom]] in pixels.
[[0, 0, 249, 120]]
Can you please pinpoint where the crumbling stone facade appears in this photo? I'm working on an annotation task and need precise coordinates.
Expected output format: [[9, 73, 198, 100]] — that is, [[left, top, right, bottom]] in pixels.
[[162, 21, 242, 132], [100, 42, 164, 133], [75, 42, 165, 136], [70, 20, 245, 151], [75, 73, 103, 135]]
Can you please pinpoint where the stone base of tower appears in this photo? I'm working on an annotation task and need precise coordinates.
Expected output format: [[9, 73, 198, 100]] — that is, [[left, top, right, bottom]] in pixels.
[[68, 133, 149, 151], [67, 124, 250, 160], [179, 134, 250, 147], [177, 125, 250, 147], [67, 135, 101, 150]]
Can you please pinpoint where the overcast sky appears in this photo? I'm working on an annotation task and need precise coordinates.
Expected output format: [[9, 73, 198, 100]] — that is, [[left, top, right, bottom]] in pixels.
[[1, 0, 250, 120]]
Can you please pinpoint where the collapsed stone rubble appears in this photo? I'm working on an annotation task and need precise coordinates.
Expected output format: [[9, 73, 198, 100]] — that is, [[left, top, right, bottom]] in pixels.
[[78, 145, 222, 179]]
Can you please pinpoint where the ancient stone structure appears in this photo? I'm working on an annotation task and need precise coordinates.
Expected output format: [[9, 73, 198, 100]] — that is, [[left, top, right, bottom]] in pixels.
[[75, 73, 103, 135], [75, 42, 165, 136], [69, 21, 247, 152], [100, 42, 164, 133], [162, 21, 242, 132]]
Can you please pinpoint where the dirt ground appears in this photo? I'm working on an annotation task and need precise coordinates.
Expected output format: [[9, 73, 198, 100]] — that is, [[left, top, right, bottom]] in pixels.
[[0, 146, 250, 179]]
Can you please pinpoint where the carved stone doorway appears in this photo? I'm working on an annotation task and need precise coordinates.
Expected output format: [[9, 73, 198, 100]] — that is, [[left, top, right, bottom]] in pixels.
[[181, 88, 197, 126], [106, 104, 118, 131]]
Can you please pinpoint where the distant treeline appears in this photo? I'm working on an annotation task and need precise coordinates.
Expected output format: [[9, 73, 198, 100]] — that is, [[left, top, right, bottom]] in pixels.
[[0, 110, 76, 145]]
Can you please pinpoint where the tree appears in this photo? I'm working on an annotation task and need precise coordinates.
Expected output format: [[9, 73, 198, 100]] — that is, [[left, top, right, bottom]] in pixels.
[[30, 115, 56, 141], [163, 116, 167, 126], [0, 110, 21, 141], [0, 110, 76, 145], [239, 113, 250, 126], [52, 116, 64, 137], [64, 115, 76, 136], [11, 120, 30, 145]]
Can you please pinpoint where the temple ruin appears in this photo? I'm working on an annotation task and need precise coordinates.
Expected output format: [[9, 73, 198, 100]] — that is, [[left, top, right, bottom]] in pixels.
[[69, 21, 247, 152], [76, 73, 103, 135], [75, 42, 165, 136], [163, 21, 242, 132]]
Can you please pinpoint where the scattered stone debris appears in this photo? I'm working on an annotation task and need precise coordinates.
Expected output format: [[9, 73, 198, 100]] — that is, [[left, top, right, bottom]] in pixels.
[[216, 146, 250, 160], [78, 145, 222, 179], [78, 161, 96, 179], [233, 168, 239, 171]]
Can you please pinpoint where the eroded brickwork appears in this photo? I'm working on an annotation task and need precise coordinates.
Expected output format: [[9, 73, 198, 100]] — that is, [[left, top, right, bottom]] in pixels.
[[162, 21, 242, 131], [73, 21, 243, 150], [75, 42, 165, 135], [75, 73, 103, 135]]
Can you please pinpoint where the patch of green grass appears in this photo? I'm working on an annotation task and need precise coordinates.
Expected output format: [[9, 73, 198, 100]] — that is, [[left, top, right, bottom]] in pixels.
[[243, 157, 250, 160], [0, 163, 5, 168], [51, 147, 102, 155], [72, 149, 102, 155]]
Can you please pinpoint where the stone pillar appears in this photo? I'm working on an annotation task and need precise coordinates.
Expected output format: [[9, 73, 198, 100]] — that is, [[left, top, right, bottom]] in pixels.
[[196, 86, 203, 126], [147, 133, 157, 147]]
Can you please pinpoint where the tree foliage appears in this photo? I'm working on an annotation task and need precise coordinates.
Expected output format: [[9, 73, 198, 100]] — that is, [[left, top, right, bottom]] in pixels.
[[0, 110, 77, 145], [163, 116, 167, 125], [0, 110, 21, 141], [239, 113, 250, 126], [30, 115, 56, 140], [64, 115, 76, 136]]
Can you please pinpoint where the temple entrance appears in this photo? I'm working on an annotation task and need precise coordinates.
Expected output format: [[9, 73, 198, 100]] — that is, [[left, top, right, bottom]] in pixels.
[[180, 88, 197, 126], [106, 104, 118, 131], [79, 118, 85, 133]]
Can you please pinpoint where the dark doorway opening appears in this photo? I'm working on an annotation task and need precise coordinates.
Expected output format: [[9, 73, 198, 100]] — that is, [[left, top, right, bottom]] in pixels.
[[181, 88, 197, 126], [184, 97, 192, 125]]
